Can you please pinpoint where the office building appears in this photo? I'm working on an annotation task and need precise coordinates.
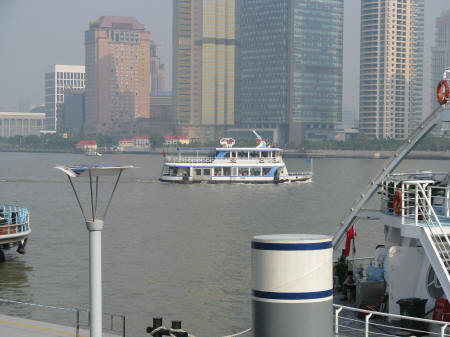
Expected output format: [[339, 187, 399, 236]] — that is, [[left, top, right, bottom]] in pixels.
[[173, 0, 235, 142], [235, 0, 344, 144], [84, 16, 150, 135], [44, 65, 85, 132], [60, 89, 85, 135], [150, 42, 166, 94], [0, 112, 45, 137], [359, 0, 424, 139]]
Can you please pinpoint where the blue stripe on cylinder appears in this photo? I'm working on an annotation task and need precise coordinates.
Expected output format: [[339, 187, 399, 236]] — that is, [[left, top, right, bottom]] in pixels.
[[252, 241, 332, 251], [253, 289, 333, 300]]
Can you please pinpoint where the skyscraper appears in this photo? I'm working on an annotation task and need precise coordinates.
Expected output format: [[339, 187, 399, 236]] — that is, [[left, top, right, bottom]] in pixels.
[[150, 42, 166, 94], [173, 0, 235, 142], [235, 0, 344, 144], [359, 0, 424, 139], [44, 65, 85, 132], [84, 16, 150, 135]]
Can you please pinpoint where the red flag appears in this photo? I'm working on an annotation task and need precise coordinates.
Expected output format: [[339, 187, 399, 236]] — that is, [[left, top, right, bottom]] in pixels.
[[162, 149, 166, 157], [345, 225, 356, 257]]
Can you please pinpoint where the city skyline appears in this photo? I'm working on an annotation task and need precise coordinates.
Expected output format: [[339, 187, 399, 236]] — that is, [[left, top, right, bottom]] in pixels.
[[0, 0, 449, 120]]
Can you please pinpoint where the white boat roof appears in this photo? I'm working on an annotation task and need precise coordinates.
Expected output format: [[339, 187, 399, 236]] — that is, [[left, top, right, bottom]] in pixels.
[[215, 147, 283, 152]]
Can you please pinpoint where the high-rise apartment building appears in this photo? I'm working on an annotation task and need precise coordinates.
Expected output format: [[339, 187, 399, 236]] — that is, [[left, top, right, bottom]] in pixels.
[[44, 65, 85, 132], [84, 16, 150, 135], [359, 0, 424, 139], [173, 0, 235, 142], [150, 42, 166, 94], [235, 0, 343, 144]]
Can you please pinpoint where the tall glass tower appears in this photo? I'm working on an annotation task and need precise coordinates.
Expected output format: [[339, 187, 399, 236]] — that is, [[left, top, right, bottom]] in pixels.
[[359, 0, 424, 139], [236, 0, 343, 144], [173, 0, 236, 143]]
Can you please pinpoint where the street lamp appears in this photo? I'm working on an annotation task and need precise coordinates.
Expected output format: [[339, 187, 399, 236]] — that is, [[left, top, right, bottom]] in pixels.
[[55, 164, 134, 337]]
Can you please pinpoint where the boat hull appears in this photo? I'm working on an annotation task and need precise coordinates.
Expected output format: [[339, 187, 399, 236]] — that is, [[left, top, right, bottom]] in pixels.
[[159, 174, 312, 184]]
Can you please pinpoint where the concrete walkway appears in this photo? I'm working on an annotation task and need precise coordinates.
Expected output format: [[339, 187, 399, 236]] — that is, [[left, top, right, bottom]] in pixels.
[[0, 314, 120, 337]]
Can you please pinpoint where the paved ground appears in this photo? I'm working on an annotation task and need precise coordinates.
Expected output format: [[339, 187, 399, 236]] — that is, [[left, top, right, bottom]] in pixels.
[[0, 314, 120, 337]]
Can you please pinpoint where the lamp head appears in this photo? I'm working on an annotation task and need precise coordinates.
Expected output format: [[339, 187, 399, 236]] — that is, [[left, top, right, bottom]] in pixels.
[[55, 164, 134, 221]]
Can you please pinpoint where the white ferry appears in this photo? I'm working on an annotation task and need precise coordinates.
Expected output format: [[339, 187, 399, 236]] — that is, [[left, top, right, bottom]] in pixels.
[[160, 132, 312, 184], [0, 203, 30, 261], [85, 149, 102, 157]]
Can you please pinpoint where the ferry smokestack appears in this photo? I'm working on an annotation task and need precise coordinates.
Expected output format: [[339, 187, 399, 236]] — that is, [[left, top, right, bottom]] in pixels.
[[252, 234, 333, 337]]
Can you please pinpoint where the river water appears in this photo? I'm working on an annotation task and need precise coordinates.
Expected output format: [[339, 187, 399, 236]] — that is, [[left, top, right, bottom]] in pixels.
[[0, 152, 448, 337]]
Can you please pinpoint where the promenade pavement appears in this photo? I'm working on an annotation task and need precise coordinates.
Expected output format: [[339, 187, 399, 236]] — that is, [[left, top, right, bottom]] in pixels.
[[0, 314, 120, 337]]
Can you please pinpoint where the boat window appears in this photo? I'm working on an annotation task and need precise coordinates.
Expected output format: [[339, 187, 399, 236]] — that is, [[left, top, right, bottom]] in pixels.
[[238, 152, 247, 158], [251, 168, 261, 176], [194, 169, 202, 176], [250, 151, 259, 158], [214, 168, 222, 176], [223, 167, 231, 176], [262, 168, 272, 176], [224, 152, 230, 158], [262, 151, 268, 158], [170, 167, 178, 176], [203, 169, 211, 176], [239, 168, 249, 176]]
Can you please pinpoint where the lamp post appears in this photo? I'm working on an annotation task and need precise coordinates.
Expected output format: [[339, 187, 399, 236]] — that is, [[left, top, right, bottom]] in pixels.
[[55, 164, 134, 337]]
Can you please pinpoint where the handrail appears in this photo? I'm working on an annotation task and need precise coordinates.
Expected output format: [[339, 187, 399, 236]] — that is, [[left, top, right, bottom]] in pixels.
[[414, 183, 450, 273], [164, 156, 283, 164], [334, 304, 450, 337], [0, 298, 126, 337]]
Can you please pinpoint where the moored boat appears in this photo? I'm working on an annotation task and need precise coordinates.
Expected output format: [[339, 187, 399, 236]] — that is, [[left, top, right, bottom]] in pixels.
[[0, 203, 30, 261], [159, 132, 312, 184]]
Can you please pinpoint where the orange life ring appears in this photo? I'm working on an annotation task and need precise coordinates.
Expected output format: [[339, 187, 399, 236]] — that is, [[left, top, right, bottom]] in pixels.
[[437, 80, 450, 105], [393, 189, 402, 215]]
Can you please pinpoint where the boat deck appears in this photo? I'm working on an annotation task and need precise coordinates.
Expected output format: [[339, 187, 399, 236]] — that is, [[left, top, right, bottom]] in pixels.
[[0, 314, 120, 337]]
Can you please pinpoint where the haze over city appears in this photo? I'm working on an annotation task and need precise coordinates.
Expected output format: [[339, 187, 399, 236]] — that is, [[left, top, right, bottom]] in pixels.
[[0, 0, 448, 114]]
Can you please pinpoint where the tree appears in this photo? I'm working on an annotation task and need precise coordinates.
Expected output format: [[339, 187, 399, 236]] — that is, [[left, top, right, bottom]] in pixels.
[[150, 134, 164, 148]]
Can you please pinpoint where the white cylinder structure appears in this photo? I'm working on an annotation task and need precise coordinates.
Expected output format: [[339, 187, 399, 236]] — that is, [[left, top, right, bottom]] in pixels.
[[252, 234, 333, 337], [87, 220, 104, 337]]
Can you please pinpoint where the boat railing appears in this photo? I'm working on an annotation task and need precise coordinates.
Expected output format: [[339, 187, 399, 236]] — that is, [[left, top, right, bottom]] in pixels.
[[334, 304, 450, 337], [165, 156, 282, 164], [165, 156, 216, 163], [0, 298, 126, 337], [0, 204, 30, 236], [380, 181, 450, 219]]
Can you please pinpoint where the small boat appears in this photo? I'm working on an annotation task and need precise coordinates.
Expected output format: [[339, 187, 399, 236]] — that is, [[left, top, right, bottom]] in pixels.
[[85, 149, 102, 157], [160, 131, 313, 184], [0, 203, 30, 261]]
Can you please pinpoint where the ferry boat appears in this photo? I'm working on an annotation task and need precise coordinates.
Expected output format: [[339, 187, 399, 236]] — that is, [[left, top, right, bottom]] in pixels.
[[85, 149, 102, 157], [0, 203, 30, 261], [159, 132, 312, 184]]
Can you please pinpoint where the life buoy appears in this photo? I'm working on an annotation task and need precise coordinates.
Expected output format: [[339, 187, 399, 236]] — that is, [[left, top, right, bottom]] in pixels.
[[393, 189, 402, 215], [437, 80, 450, 105]]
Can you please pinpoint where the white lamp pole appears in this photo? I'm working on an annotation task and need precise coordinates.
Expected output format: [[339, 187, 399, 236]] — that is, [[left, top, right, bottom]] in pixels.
[[87, 219, 103, 337], [55, 165, 133, 337]]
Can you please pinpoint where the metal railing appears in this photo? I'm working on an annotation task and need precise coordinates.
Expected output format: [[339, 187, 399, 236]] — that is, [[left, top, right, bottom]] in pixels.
[[334, 304, 450, 337], [164, 156, 282, 164], [165, 156, 216, 163], [0, 204, 30, 236], [0, 298, 125, 337]]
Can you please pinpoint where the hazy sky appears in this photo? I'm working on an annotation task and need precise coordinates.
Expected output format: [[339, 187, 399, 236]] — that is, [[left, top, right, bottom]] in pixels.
[[0, 0, 449, 116]]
